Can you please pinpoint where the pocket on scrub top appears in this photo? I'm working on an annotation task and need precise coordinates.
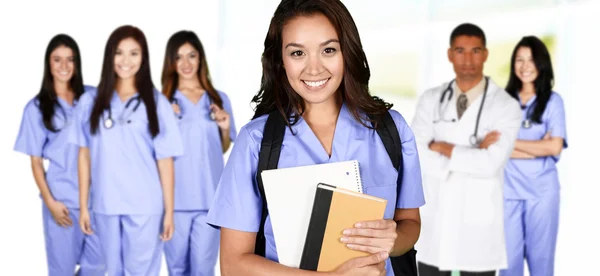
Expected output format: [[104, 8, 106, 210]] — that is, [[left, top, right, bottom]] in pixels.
[[125, 118, 149, 133]]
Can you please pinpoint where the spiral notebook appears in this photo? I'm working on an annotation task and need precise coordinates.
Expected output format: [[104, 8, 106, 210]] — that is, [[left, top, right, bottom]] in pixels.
[[260, 160, 363, 268]]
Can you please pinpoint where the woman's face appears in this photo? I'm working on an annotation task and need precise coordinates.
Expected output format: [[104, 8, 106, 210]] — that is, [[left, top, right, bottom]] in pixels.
[[281, 13, 344, 107], [176, 42, 200, 80], [49, 46, 74, 84], [514, 46, 539, 86], [114, 37, 142, 80]]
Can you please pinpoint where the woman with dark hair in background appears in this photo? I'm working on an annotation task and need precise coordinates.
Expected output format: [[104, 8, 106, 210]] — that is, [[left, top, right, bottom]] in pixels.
[[14, 34, 105, 276], [502, 36, 567, 276], [70, 25, 183, 276], [205, 0, 424, 275], [161, 30, 236, 276]]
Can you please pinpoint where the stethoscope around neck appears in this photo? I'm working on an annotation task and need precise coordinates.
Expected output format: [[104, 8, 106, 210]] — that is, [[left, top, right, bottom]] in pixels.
[[103, 95, 142, 129], [521, 99, 537, 129], [433, 77, 490, 146]]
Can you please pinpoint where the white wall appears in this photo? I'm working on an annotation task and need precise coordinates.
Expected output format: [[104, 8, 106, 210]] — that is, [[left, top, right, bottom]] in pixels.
[[0, 0, 597, 275]]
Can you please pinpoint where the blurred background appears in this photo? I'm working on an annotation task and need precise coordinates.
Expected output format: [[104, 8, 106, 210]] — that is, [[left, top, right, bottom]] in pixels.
[[0, 0, 597, 275]]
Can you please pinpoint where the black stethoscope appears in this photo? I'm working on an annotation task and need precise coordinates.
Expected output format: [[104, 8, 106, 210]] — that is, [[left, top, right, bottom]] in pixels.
[[433, 77, 489, 146], [521, 99, 537, 129], [103, 95, 142, 129], [171, 96, 216, 121]]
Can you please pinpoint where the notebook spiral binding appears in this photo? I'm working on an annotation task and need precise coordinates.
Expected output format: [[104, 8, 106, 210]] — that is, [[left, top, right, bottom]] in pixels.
[[353, 161, 364, 193]]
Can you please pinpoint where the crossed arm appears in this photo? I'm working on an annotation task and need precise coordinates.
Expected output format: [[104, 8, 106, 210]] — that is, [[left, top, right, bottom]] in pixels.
[[510, 132, 564, 159]]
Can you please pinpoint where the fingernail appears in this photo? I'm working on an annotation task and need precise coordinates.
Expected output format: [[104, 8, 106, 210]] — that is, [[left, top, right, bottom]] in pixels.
[[340, 237, 348, 242], [343, 229, 351, 235], [346, 244, 354, 249], [381, 252, 389, 258], [355, 222, 362, 228]]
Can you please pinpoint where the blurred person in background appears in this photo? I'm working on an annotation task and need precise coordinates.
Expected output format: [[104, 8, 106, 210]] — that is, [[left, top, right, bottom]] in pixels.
[[411, 23, 521, 276], [13, 34, 105, 276], [161, 30, 237, 276], [501, 35, 567, 276], [70, 25, 183, 276]]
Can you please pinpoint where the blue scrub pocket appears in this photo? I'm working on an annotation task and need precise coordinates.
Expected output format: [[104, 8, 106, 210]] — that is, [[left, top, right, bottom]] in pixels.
[[127, 118, 149, 133], [363, 184, 397, 219]]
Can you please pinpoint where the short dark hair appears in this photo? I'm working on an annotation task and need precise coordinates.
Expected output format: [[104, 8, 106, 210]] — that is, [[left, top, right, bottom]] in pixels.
[[450, 23, 486, 47]]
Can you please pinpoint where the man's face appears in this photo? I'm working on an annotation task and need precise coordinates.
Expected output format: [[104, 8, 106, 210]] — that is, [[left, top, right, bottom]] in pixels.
[[448, 35, 488, 81]]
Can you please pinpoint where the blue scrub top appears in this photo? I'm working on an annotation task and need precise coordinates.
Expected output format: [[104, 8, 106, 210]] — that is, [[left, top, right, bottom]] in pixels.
[[172, 90, 237, 211], [69, 88, 184, 215], [206, 103, 425, 275], [14, 85, 95, 209], [504, 92, 568, 199]]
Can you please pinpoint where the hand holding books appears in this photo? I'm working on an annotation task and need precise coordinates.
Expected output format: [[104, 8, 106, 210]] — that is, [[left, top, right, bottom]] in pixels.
[[341, 219, 398, 254]]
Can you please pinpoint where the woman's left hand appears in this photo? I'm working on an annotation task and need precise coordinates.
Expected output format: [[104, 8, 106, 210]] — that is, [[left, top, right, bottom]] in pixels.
[[160, 212, 174, 241], [210, 104, 230, 132], [340, 219, 398, 254]]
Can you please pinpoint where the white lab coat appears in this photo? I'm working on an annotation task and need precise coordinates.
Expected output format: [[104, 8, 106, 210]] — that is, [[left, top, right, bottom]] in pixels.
[[411, 78, 521, 271]]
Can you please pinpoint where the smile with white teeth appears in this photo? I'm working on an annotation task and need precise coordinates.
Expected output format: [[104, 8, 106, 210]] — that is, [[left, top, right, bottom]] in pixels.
[[303, 78, 329, 87], [59, 71, 70, 75], [119, 66, 133, 71]]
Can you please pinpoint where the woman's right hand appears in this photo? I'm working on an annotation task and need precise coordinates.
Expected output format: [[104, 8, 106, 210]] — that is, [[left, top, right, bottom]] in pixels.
[[332, 252, 388, 276], [79, 208, 93, 235], [46, 200, 72, 227]]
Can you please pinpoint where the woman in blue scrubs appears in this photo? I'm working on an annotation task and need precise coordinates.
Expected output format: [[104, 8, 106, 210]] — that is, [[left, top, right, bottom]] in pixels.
[[161, 30, 237, 276], [70, 25, 183, 276], [206, 1, 425, 275], [502, 36, 567, 276], [14, 34, 104, 276]]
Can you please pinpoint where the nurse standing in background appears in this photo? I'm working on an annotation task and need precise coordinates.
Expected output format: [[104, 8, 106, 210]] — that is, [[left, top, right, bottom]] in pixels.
[[161, 30, 237, 276], [502, 36, 567, 276], [70, 25, 183, 276], [14, 34, 104, 276]]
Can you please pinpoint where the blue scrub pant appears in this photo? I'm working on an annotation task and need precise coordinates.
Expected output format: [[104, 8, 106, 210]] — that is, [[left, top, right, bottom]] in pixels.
[[94, 214, 163, 276], [164, 211, 220, 276], [42, 204, 105, 276], [500, 192, 560, 276]]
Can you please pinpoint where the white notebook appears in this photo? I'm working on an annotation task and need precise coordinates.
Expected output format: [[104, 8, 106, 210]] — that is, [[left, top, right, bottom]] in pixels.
[[260, 160, 363, 268]]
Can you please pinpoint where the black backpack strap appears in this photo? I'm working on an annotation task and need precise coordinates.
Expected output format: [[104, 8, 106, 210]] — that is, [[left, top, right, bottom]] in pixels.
[[254, 110, 287, 256], [369, 112, 402, 174], [369, 111, 417, 276]]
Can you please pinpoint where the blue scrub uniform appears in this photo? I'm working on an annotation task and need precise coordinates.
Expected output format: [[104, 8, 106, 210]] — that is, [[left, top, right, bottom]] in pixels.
[[206, 104, 425, 276], [69, 88, 184, 276], [164, 90, 237, 276], [14, 86, 105, 276], [501, 92, 568, 276]]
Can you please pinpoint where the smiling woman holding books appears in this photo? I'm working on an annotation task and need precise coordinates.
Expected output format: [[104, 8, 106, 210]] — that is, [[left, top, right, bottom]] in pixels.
[[205, 0, 425, 276]]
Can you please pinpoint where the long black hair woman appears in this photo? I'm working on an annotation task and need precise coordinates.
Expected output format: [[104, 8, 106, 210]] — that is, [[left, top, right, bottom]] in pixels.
[[501, 36, 567, 276], [14, 34, 105, 275]]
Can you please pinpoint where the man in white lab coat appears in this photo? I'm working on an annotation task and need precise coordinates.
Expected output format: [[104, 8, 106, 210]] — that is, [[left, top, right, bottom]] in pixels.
[[411, 23, 521, 276]]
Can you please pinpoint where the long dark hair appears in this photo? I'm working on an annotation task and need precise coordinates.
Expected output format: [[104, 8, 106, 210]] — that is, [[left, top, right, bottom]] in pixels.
[[506, 36, 554, 124], [36, 34, 85, 132], [161, 30, 223, 108], [251, 0, 391, 127], [89, 25, 159, 137]]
